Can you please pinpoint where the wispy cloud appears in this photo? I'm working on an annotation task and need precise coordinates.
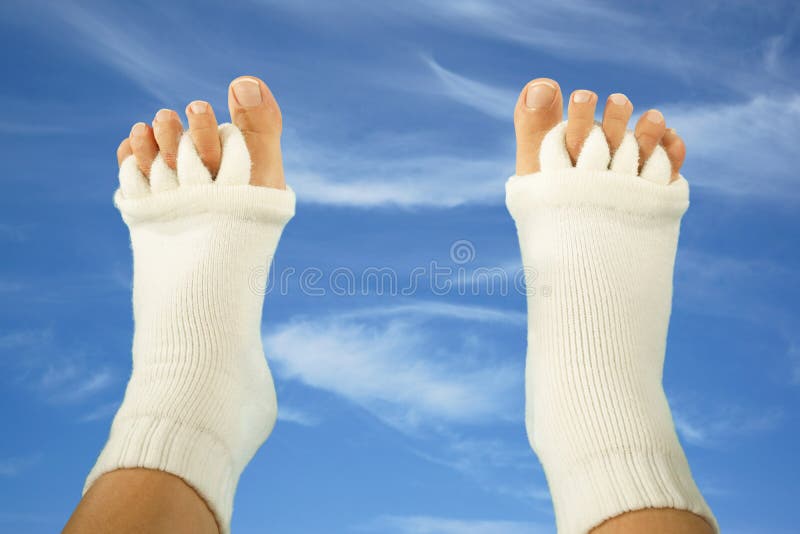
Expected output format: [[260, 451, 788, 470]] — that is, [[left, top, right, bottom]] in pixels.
[[277, 405, 320, 426], [286, 151, 508, 208], [54, 369, 116, 404], [661, 94, 800, 199], [0, 328, 115, 405], [356, 514, 548, 534], [264, 308, 520, 431], [338, 301, 525, 325], [671, 397, 783, 448], [261, 0, 798, 95], [13, 0, 799, 210], [408, 434, 533, 476], [263, 301, 540, 503], [293, 55, 800, 207], [79, 401, 121, 423], [420, 57, 800, 202], [0, 454, 42, 477], [41, 3, 221, 103], [418, 55, 515, 120], [675, 248, 800, 383]]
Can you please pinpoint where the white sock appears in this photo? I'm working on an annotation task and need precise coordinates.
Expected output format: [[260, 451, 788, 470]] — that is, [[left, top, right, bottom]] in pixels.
[[84, 124, 295, 534], [506, 122, 717, 534]]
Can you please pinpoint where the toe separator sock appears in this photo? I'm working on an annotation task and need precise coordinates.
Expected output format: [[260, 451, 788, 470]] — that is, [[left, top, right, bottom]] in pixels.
[[506, 122, 717, 533], [84, 124, 295, 534]]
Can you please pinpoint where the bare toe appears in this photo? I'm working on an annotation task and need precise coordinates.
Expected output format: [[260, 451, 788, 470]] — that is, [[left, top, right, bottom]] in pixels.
[[129, 122, 158, 177], [227, 76, 286, 189], [117, 138, 132, 167], [513, 78, 563, 175], [565, 90, 598, 164], [152, 109, 183, 170], [634, 109, 667, 173], [186, 100, 222, 177], [661, 128, 686, 183], [601, 93, 633, 155]]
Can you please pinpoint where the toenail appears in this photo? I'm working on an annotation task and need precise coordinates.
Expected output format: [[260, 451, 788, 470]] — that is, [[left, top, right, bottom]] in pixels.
[[526, 81, 556, 109], [188, 101, 209, 114], [646, 110, 664, 124], [232, 78, 263, 108], [573, 90, 593, 104], [609, 93, 628, 106], [155, 109, 176, 122], [131, 122, 147, 136]]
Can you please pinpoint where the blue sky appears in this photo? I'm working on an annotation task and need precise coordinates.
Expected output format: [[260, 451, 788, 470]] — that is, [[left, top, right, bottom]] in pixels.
[[1, 1, 798, 532]]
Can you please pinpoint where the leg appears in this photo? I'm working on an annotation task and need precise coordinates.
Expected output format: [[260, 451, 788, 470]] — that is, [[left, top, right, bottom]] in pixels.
[[510, 78, 716, 534], [592, 507, 715, 534], [63, 469, 217, 534], [64, 76, 292, 534]]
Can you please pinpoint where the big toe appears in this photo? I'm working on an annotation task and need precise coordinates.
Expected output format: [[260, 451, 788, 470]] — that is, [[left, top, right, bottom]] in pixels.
[[514, 78, 563, 175], [228, 76, 286, 189]]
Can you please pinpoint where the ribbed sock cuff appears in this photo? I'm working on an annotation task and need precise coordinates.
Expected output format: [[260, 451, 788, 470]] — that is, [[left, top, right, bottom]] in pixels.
[[84, 416, 236, 534], [545, 448, 718, 534]]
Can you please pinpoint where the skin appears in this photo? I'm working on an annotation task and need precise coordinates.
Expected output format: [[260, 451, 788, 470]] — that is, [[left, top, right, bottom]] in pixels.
[[63, 75, 284, 534], [515, 77, 686, 179], [118, 75, 285, 189], [63, 468, 218, 534], [514, 77, 712, 534]]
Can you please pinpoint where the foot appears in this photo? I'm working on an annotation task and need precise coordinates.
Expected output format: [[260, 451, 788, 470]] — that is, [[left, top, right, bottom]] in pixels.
[[507, 79, 717, 534], [514, 78, 686, 181], [117, 75, 285, 190], [88, 76, 296, 534]]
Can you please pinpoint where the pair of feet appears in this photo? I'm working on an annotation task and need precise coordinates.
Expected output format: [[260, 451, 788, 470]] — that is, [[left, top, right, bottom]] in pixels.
[[119, 76, 687, 186]]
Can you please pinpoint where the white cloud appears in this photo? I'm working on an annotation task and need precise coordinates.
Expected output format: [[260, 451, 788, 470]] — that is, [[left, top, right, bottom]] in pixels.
[[17, 0, 798, 210], [0, 328, 115, 405], [357, 514, 548, 534], [42, 3, 221, 103], [286, 153, 508, 208], [420, 57, 800, 203], [419, 55, 516, 120], [0, 454, 42, 477], [408, 435, 533, 476], [277, 405, 320, 426], [79, 401, 121, 423], [0, 329, 51, 351], [672, 399, 783, 448], [293, 57, 800, 207], [338, 301, 525, 325], [264, 313, 520, 431], [263, 301, 539, 503], [675, 248, 800, 383], [260, 0, 795, 95], [660, 94, 800, 199]]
